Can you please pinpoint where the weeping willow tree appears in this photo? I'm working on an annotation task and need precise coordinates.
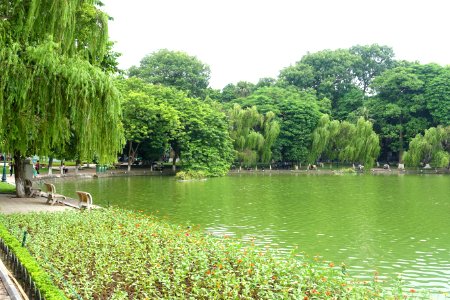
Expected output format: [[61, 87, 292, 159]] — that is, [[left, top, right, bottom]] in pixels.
[[341, 117, 380, 166], [308, 114, 340, 163], [309, 115, 380, 167], [0, 0, 124, 197], [403, 126, 450, 167], [228, 104, 280, 169]]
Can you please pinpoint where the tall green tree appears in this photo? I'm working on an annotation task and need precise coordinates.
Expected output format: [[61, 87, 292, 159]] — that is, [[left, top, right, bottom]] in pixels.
[[0, 0, 124, 197], [119, 78, 233, 176], [370, 65, 431, 162], [233, 86, 322, 164], [219, 81, 256, 103], [309, 115, 380, 166], [118, 79, 180, 171], [403, 126, 450, 167], [424, 67, 450, 126], [228, 104, 280, 168], [279, 45, 395, 121], [349, 44, 395, 94], [129, 49, 211, 98], [279, 49, 359, 113], [167, 97, 234, 176]]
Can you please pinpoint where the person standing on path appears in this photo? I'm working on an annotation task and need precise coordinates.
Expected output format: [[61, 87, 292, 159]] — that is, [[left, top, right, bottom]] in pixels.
[[35, 160, 40, 175]]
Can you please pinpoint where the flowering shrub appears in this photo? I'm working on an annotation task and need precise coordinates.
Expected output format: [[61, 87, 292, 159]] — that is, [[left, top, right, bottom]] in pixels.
[[1, 209, 421, 299]]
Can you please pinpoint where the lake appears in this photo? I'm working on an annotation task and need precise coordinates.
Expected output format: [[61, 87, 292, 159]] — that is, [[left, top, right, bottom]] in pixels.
[[52, 173, 450, 293]]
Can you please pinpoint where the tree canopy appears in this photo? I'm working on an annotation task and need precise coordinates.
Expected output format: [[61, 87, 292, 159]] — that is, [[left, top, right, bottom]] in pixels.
[[228, 104, 280, 167], [117, 78, 180, 171], [129, 49, 211, 98], [309, 115, 380, 166], [230, 86, 322, 164], [403, 126, 450, 167], [0, 0, 124, 196], [117, 78, 233, 176]]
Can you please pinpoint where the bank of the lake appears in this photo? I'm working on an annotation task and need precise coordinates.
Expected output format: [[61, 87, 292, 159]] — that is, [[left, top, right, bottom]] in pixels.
[[43, 172, 450, 296]]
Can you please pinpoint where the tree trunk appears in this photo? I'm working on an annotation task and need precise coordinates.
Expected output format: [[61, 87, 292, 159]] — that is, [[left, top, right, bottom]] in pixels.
[[399, 127, 404, 163], [127, 140, 139, 172], [172, 153, 177, 172], [48, 157, 53, 175], [75, 158, 81, 175], [14, 153, 26, 198], [127, 141, 132, 172]]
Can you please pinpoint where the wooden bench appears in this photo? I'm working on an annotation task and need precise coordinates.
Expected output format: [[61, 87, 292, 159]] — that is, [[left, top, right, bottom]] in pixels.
[[44, 183, 66, 205], [76, 191, 93, 210]]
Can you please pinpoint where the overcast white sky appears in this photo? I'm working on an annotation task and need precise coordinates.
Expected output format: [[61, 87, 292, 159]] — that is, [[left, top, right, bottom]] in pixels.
[[102, 0, 450, 89]]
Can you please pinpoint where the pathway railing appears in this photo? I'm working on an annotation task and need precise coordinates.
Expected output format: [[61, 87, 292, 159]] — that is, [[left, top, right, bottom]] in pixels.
[[0, 238, 44, 300]]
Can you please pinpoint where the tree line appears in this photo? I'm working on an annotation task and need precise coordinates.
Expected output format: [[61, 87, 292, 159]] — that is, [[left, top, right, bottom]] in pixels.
[[122, 46, 449, 174], [1, 2, 449, 196]]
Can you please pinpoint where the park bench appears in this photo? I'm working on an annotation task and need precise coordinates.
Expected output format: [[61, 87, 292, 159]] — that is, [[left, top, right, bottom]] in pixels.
[[76, 191, 93, 210], [44, 182, 66, 205], [25, 179, 42, 197]]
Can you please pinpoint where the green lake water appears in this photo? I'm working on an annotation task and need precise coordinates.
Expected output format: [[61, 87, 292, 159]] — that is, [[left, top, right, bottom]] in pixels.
[[53, 173, 450, 293]]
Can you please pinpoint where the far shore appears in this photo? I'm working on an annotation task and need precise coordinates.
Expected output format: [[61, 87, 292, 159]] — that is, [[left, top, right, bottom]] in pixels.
[[25, 165, 449, 184]]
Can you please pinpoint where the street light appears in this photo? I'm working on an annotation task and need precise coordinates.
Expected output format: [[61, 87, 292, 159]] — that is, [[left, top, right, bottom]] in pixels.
[[1, 153, 6, 182]]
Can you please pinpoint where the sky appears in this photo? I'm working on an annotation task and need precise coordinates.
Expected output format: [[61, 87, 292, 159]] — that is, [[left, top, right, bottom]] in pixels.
[[102, 0, 450, 89]]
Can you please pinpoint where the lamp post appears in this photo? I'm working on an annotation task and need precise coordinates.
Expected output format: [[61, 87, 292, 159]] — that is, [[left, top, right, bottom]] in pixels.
[[1, 153, 6, 182]]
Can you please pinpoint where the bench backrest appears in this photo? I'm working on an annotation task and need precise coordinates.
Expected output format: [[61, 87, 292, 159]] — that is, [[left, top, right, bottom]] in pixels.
[[44, 183, 56, 194], [76, 191, 93, 205]]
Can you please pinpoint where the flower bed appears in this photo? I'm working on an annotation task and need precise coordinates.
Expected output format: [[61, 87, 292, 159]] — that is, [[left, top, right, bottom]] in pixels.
[[1, 209, 418, 299]]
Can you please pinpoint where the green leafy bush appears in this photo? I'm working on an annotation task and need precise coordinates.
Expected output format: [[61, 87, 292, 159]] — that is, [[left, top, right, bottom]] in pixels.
[[1, 209, 420, 299]]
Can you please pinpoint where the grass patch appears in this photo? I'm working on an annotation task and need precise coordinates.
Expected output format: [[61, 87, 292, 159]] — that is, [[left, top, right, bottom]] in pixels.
[[1, 209, 425, 299], [0, 182, 15, 194]]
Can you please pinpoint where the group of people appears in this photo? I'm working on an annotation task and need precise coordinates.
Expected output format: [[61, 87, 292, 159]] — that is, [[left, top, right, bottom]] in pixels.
[[7, 160, 71, 177], [33, 161, 69, 176]]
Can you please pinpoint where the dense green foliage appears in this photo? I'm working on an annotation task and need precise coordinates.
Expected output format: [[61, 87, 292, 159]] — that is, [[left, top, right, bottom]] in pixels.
[[424, 68, 450, 126], [117, 78, 233, 176], [403, 126, 450, 167], [129, 49, 211, 98], [0, 221, 67, 299], [0, 0, 123, 161], [228, 104, 280, 167], [0, 0, 123, 196], [278, 45, 395, 117], [117, 78, 180, 170], [309, 115, 380, 166], [229, 87, 322, 164], [369, 65, 430, 161], [214, 44, 449, 166], [2, 209, 412, 299]]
